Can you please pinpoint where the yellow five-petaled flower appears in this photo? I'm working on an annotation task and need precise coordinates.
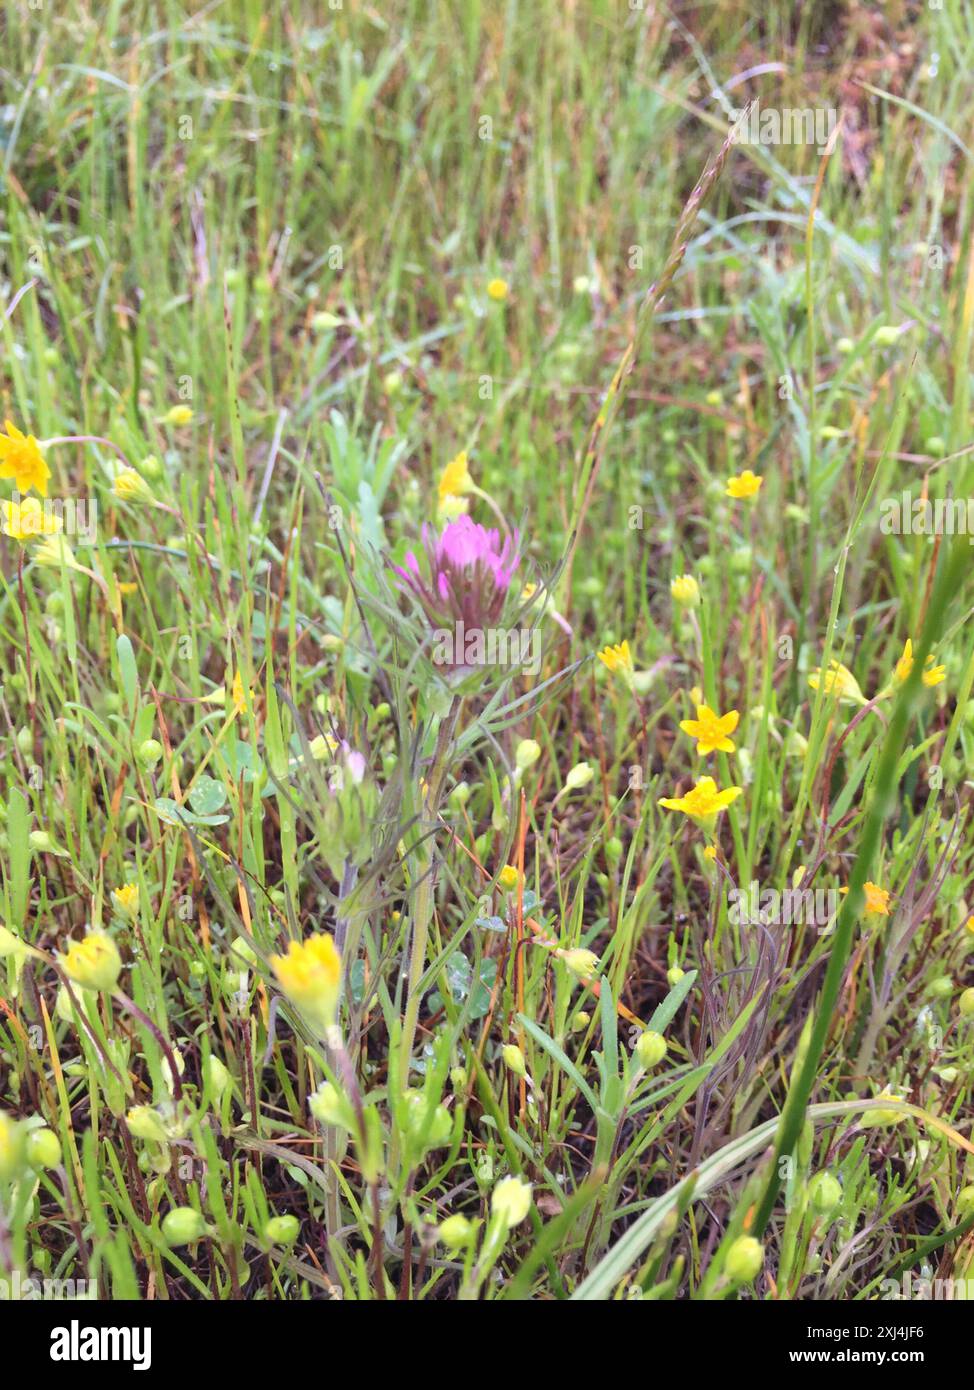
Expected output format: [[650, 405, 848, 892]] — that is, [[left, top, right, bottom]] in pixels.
[[597, 640, 633, 677], [1, 496, 61, 543], [679, 704, 739, 756], [658, 776, 742, 829], [725, 469, 762, 500], [270, 932, 342, 1036], [892, 638, 946, 689], [808, 659, 867, 706], [0, 420, 51, 496], [840, 881, 891, 917]]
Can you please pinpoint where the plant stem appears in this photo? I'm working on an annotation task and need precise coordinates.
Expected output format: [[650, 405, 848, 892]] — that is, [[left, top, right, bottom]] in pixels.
[[398, 695, 462, 1081]]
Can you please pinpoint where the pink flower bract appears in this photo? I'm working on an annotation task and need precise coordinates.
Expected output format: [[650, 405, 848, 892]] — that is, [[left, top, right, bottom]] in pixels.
[[394, 517, 520, 633]]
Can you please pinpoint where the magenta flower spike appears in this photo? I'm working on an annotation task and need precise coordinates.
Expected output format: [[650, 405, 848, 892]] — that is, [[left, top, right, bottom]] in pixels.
[[393, 517, 522, 672]]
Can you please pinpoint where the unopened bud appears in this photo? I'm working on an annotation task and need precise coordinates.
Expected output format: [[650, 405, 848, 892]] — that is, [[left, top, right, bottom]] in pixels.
[[725, 1235, 763, 1284], [162, 1207, 207, 1245]]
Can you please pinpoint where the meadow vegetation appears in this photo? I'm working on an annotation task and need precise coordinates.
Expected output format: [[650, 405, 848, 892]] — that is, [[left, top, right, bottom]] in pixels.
[[1, 0, 973, 1301]]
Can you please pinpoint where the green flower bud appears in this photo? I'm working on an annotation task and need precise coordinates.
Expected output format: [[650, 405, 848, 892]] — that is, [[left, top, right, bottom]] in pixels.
[[515, 739, 541, 773], [666, 966, 685, 987], [162, 1207, 207, 1246], [0, 926, 32, 960], [604, 835, 623, 867], [957, 1185, 974, 1218], [438, 1213, 477, 1247], [564, 761, 594, 792], [264, 1214, 300, 1245], [309, 1082, 354, 1131], [836, 336, 854, 354], [403, 1092, 452, 1149], [138, 738, 163, 768], [228, 935, 257, 968], [561, 948, 599, 978], [958, 987, 974, 1018], [725, 1235, 764, 1284], [0, 1111, 27, 1183], [928, 975, 953, 999], [26, 1127, 62, 1170], [206, 1055, 231, 1099], [502, 1044, 528, 1080], [491, 1175, 532, 1230], [874, 324, 903, 347], [126, 1106, 169, 1144], [807, 1171, 842, 1216], [634, 1031, 667, 1069]]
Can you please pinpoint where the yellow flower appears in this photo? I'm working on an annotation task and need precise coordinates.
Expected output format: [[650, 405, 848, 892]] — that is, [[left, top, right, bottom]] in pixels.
[[597, 640, 633, 676], [113, 468, 154, 504], [670, 574, 700, 607], [679, 704, 739, 756], [725, 469, 762, 499], [1, 496, 62, 542], [965, 916, 974, 937], [486, 278, 509, 302], [0, 420, 51, 496], [703, 844, 717, 862], [112, 884, 140, 920], [498, 864, 521, 893], [658, 776, 742, 830], [270, 933, 342, 1035], [892, 638, 946, 689], [164, 405, 194, 426], [840, 881, 891, 917], [231, 671, 251, 715], [864, 881, 891, 915], [808, 659, 867, 706], [62, 933, 122, 992], [438, 450, 473, 505]]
